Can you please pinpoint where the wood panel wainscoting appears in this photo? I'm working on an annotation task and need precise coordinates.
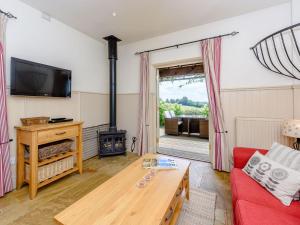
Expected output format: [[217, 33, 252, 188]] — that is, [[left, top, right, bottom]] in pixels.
[[220, 85, 299, 170], [55, 154, 190, 225], [15, 121, 83, 199]]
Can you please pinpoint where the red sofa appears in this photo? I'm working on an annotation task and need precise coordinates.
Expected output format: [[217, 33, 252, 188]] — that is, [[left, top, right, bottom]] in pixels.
[[231, 147, 300, 225]]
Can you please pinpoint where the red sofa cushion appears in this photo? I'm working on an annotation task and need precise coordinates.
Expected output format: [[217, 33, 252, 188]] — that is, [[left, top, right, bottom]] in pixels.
[[235, 200, 300, 225], [233, 147, 268, 169], [231, 168, 300, 218]]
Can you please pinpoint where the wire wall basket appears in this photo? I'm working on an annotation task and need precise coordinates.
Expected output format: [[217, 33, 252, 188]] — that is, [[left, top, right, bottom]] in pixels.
[[250, 23, 300, 80]]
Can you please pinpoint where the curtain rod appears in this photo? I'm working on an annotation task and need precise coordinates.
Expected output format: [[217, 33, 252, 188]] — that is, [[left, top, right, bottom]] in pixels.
[[0, 9, 17, 19], [135, 31, 239, 55]]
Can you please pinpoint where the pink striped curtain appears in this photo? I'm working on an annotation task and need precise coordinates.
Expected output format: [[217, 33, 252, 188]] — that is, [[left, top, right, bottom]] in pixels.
[[201, 37, 229, 171], [137, 52, 149, 156], [0, 14, 13, 197]]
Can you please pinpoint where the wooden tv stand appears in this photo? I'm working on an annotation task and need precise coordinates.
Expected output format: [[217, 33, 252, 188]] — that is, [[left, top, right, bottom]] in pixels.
[[15, 121, 83, 199]]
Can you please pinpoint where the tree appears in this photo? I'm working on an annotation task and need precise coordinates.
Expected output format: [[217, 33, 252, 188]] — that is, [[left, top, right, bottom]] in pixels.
[[178, 96, 189, 106], [200, 104, 209, 118]]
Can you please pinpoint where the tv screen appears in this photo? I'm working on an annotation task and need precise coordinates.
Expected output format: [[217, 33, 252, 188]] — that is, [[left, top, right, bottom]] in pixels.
[[10, 57, 72, 97]]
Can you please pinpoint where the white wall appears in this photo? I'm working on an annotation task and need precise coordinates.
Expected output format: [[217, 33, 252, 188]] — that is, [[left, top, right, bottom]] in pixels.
[[118, 3, 296, 94], [0, 0, 111, 187], [2, 0, 300, 175], [117, 2, 300, 156], [1, 0, 108, 93], [292, 0, 300, 23]]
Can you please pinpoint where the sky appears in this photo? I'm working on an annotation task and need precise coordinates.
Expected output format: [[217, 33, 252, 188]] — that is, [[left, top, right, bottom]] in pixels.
[[159, 79, 208, 102]]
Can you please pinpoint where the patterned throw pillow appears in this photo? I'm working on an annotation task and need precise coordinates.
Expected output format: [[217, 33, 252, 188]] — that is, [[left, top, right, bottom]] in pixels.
[[243, 151, 300, 206], [266, 142, 300, 200], [266, 142, 300, 171]]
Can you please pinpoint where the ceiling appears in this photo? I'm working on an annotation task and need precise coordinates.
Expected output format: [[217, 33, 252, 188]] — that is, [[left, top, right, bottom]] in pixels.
[[21, 0, 290, 44]]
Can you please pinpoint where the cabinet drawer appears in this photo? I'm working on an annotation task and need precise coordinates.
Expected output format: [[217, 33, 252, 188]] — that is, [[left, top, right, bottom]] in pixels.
[[38, 126, 78, 144], [162, 183, 183, 225]]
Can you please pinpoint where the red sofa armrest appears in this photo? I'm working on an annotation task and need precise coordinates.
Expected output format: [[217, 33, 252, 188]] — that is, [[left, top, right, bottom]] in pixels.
[[233, 147, 268, 169]]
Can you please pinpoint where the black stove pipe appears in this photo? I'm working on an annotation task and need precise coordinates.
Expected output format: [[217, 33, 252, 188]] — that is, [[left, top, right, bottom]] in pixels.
[[103, 35, 121, 132]]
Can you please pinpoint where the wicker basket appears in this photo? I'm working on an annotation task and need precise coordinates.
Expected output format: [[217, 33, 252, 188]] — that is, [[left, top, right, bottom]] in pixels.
[[25, 156, 74, 183], [25, 139, 73, 161], [21, 117, 50, 126]]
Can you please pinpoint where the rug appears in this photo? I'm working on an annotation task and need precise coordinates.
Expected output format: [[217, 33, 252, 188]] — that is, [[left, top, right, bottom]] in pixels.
[[159, 136, 210, 162], [177, 188, 217, 225]]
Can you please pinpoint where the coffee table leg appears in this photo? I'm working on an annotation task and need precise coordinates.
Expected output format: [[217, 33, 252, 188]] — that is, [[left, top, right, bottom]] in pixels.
[[186, 169, 190, 200]]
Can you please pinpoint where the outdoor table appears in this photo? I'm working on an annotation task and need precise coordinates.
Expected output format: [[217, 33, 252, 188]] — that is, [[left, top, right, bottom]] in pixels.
[[176, 115, 208, 137]]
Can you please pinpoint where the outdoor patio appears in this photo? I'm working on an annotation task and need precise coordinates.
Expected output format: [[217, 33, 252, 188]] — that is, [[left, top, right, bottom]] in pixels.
[[159, 128, 210, 162]]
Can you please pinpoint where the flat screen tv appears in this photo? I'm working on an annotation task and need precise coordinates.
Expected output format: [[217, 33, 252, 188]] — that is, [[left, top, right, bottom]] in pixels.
[[10, 57, 72, 97]]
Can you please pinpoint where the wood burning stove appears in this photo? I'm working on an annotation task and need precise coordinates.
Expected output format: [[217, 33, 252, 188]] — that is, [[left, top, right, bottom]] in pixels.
[[98, 130, 126, 157], [98, 35, 127, 157]]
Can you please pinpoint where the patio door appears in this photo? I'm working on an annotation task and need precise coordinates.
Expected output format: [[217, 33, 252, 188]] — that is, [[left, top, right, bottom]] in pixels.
[[155, 63, 211, 162]]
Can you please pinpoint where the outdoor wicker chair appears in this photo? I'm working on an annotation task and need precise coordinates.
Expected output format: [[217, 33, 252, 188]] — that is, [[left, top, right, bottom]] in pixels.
[[164, 111, 183, 135]]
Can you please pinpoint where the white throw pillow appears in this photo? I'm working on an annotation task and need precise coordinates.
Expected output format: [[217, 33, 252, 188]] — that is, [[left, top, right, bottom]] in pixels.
[[266, 142, 300, 172], [243, 151, 300, 206], [266, 142, 300, 200], [164, 111, 171, 119], [169, 111, 176, 118]]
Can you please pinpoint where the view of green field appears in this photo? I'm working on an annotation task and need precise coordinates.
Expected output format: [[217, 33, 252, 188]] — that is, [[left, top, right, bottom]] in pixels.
[[159, 99, 209, 126], [159, 76, 209, 126]]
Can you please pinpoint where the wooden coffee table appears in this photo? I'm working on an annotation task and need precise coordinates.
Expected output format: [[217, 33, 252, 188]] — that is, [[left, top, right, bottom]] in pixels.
[[54, 154, 190, 225]]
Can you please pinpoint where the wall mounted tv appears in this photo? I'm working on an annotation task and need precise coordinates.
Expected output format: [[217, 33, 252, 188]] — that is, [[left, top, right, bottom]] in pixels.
[[10, 57, 72, 97]]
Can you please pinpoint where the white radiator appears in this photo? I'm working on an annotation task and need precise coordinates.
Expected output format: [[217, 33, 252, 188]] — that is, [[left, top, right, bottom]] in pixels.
[[236, 117, 291, 149]]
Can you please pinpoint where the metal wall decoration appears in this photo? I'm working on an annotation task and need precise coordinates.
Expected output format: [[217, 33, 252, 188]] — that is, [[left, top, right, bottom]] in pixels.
[[250, 23, 300, 80], [0, 9, 17, 19]]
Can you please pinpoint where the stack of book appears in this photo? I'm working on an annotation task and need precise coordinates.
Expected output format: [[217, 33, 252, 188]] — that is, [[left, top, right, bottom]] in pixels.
[[142, 157, 177, 169]]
